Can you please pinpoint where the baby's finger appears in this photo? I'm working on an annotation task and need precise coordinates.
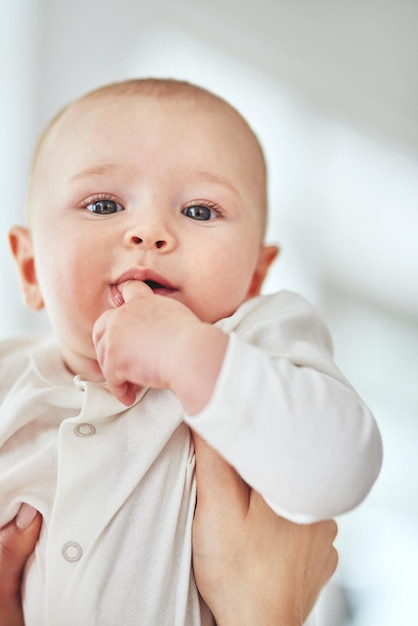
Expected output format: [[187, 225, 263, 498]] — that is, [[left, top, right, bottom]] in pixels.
[[110, 381, 139, 407], [118, 280, 153, 303]]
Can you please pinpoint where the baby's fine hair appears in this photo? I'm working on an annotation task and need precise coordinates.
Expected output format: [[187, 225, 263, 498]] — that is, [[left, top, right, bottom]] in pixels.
[[35, 78, 266, 171]]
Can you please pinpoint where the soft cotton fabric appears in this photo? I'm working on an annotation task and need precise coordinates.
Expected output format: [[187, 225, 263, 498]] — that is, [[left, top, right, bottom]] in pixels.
[[0, 292, 382, 625]]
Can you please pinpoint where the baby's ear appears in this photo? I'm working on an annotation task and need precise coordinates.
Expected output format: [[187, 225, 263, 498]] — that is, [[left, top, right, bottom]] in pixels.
[[9, 226, 44, 310], [246, 244, 279, 298]]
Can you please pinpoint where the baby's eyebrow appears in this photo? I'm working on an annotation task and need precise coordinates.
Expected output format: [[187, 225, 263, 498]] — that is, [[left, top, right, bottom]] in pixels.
[[193, 169, 242, 198], [70, 163, 121, 182], [69, 164, 242, 200]]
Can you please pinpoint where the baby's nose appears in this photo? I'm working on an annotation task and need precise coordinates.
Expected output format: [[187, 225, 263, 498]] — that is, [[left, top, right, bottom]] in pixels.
[[124, 218, 175, 251], [130, 236, 167, 249]]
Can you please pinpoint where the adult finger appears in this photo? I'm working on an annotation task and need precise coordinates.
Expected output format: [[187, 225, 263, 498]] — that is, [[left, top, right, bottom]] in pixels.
[[0, 504, 42, 588], [0, 504, 42, 625]]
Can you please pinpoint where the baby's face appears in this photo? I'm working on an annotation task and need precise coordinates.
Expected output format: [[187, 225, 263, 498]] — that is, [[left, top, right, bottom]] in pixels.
[[16, 93, 276, 377]]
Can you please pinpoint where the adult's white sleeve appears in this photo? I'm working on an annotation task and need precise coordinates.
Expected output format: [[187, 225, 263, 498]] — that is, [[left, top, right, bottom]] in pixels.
[[184, 292, 383, 523]]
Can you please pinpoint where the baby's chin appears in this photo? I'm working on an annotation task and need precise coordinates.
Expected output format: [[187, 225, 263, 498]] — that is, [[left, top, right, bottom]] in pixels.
[[60, 343, 104, 383]]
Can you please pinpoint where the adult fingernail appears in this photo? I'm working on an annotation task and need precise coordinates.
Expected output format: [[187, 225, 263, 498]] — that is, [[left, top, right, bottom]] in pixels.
[[16, 503, 38, 530]]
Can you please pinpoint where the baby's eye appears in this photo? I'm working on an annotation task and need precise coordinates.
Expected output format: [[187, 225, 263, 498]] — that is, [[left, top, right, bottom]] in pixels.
[[86, 199, 124, 215], [182, 204, 217, 221]]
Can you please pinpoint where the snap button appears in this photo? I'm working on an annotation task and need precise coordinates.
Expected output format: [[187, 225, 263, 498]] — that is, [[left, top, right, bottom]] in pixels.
[[75, 423, 96, 437], [62, 542, 83, 562], [74, 375, 86, 391]]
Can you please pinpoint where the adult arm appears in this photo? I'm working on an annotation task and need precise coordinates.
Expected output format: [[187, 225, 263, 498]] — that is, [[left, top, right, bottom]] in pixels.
[[192, 433, 338, 625]]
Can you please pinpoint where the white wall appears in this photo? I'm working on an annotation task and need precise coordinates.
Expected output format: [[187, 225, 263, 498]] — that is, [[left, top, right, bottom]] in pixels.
[[0, 0, 44, 334]]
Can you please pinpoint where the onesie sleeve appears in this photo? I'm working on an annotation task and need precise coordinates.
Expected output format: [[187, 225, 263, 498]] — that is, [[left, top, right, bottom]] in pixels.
[[184, 291, 383, 523]]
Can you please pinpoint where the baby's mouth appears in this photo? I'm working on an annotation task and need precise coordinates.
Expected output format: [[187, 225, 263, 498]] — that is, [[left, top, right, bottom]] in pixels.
[[142, 279, 178, 296], [110, 269, 178, 306], [143, 279, 166, 292]]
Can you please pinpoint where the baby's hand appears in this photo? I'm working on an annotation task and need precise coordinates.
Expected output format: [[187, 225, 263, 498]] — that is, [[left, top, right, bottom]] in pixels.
[[93, 281, 226, 410]]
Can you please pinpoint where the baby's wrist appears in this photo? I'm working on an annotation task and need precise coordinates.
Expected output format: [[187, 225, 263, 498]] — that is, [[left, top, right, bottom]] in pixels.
[[168, 323, 228, 415]]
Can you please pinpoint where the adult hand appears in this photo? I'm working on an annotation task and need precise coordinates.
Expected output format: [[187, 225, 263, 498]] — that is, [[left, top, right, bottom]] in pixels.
[[0, 504, 42, 626], [192, 433, 338, 626]]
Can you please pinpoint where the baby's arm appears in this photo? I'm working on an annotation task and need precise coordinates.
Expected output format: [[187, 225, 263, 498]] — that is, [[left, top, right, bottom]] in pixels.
[[94, 285, 382, 521], [187, 293, 383, 521]]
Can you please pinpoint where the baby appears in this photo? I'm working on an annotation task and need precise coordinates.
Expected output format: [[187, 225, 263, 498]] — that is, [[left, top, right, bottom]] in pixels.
[[0, 78, 382, 625]]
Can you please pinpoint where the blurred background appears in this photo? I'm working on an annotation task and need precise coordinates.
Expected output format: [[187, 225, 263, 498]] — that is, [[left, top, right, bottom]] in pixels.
[[1, 0, 417, 623]]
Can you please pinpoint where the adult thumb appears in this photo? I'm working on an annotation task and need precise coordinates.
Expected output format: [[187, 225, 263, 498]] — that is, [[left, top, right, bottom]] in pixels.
[[0, 504, 42, 579]]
